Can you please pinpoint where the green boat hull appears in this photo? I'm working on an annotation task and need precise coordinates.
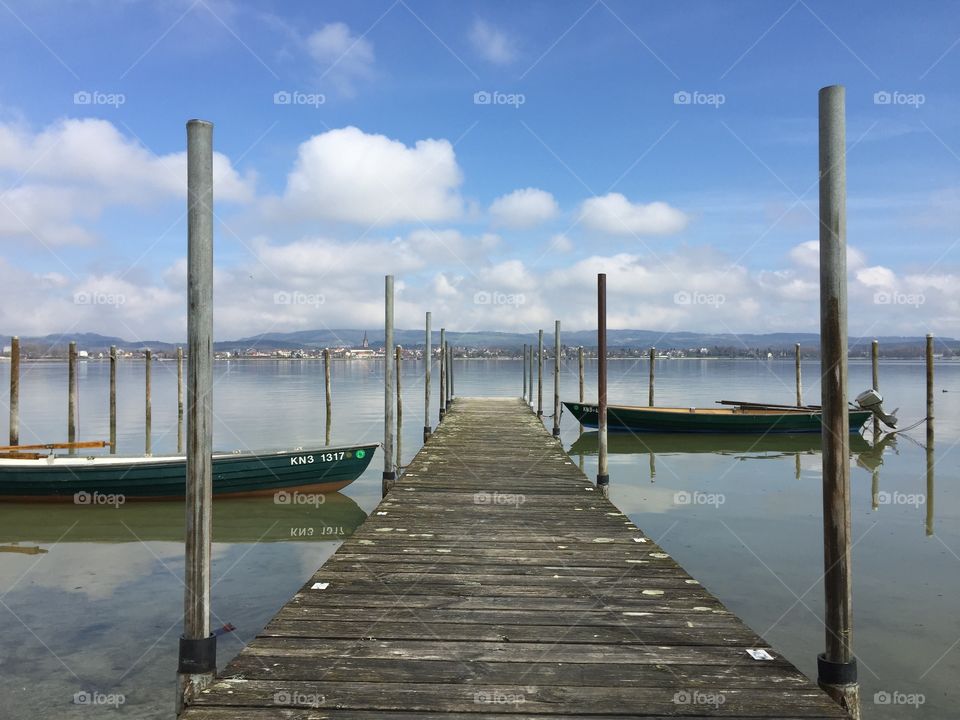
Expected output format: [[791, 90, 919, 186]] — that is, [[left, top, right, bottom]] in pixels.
[[0, 444, 378, 501], [563, 402, 871, 434]]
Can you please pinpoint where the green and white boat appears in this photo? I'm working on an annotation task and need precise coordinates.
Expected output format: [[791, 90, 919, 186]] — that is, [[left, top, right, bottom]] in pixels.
[[563, 401, 872, 435], [0, 442, 377, 502]]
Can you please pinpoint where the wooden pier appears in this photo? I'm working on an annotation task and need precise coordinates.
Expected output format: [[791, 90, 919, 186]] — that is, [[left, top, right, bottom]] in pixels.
[[182, 398, 846, 719]]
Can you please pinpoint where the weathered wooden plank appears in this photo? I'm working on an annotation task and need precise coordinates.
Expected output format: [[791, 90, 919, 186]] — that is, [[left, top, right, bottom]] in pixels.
[[182, 398, 846, 719]]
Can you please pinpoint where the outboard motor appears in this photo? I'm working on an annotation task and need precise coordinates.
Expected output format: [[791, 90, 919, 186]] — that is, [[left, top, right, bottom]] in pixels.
[[855, 388, 898, 429]]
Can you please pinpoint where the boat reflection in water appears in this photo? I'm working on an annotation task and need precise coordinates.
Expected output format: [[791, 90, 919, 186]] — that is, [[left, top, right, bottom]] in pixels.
[[0, 491, 367, 553], [569, 431, 893, 486]]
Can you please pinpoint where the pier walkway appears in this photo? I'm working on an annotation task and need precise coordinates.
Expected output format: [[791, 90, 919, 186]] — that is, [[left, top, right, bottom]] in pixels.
[[182, 397, 846, 719]]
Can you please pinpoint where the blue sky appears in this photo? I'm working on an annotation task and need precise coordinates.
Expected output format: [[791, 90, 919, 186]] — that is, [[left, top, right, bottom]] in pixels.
[[0, 0, 957, 342]]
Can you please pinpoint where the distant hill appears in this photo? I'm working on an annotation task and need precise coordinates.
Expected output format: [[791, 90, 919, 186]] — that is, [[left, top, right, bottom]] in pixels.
[[3, 329, 956, 357]]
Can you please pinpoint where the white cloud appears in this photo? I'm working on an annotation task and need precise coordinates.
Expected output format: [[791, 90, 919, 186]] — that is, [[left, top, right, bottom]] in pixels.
[[307, 22, 374, 95], [578, 193, 687, 236], [489, 187, 558, 228], [278, 126, 464, 225], [548, 233, 573, 253], [789, 240, 866, 271], [469, 19, 517, 65]]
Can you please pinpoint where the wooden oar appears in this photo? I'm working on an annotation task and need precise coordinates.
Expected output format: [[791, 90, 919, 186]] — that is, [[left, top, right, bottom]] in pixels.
[[0, 440, 109, 453], [717, 400, 822, 411]]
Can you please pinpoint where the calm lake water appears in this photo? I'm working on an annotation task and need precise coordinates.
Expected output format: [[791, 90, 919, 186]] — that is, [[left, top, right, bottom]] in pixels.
[[0, 357, 957, 718]]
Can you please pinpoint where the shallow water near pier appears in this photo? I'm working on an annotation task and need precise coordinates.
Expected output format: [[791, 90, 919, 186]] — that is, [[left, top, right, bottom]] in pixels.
[[0, 357, 956, 718]]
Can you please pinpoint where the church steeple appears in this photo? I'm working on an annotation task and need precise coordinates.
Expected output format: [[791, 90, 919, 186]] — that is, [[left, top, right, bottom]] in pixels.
[[361, 331, 369, 349]]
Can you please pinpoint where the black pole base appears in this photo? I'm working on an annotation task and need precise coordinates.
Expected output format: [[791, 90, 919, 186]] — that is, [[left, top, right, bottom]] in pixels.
[[552, 427, 561, 437], [178, 634, 216, 674], [596, 474, 609, 487], [817, 653, 857, 685], [423, 426, 432, 442], [382, 471, 397, 481], [439, 408, 446, 420], [537, 411, 543, 417]]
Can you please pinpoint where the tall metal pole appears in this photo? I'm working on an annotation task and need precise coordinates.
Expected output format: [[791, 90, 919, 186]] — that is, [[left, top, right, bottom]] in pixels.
[[145, 349, 152, 455], [383, 275, 396, 496], [439, 328, 446, 420], [177, 119, 216, 714], [537, 329, 544, 417], [816, 85, 859, 718], [8, 336, 18, 446], [177, 347, 184, 454], [68, 341, 77, 453], [597, 275, 608, 493], [109, 345, 117, 454], [423, 312, 432, 442], [522, 343, 527, 401], [648, 347, 655, 406], [795, 343, 803, 406], [323, 348, 332, 445], [553, 320, 561, 437]]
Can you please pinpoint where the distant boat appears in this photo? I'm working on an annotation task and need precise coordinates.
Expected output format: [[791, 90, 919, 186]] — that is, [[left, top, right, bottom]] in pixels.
[[563, 401, 872, 434], [0, 442, 377, 501]]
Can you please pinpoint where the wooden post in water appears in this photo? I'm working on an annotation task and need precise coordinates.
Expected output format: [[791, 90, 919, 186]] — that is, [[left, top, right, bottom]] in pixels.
[[871, 340, 879, 439], [815, 85, 860, 719], [8, 336, 18, 446], [648, 347, 655, 406], [553, 320, 561, 437], [396, 345, 402, 471], [439, 328, 446, 421], [597, 275, 609, 493], [528, 344, 534, 407], [177, 118, 216, 714], [423, 312, 431, 442], [522, 343, 527, 401], [323, 348, 332, 445], [537, 329, 544, 417], [925, 334, 934, 536], [448, 342, 454, 402], [578, 346, 585, 433], [68, 341, 77, 453], [109, 346, 117, 454], [177, 347, 184, 454], [145, 349, 152, 455], [795, 343, 803, 406], [383, 275, 396, 496]]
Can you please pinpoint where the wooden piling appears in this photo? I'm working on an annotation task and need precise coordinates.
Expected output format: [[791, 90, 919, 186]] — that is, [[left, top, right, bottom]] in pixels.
[[439, 328, 446, 421], [396, 345, 402, 471], [597, 275, 608, 491], [553, 320, 561, 437], [383, 275, 396, 496], [871, 340, 879, 438], [522, 343, 527, 401], [323, 348, 332, 446], [68, 341, 77, 453], [448, 342, 454, 402], [145, 349, 152, 455], [8, 336, 18, 446], [109, 345, 117, 454], [816, 84, 860, 718], [578, 346, 585, 433], [177, 347, 184, 455], [528, 343, 534, 407], [926, 334, 934, 437], [423, 312, 431, 442], [648, 347, 655, 406], [178, 118, 216, 714], [795, 343, 803, 406], [537, 329, 544, 417]]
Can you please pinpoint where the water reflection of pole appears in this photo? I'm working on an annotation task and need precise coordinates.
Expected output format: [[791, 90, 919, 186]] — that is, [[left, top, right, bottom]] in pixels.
[[578, 346, 585, 434], [795, 343, 802, 406], [8, 336, 18, 446], [324, 348, 332, 446], [68, 341, 77, 454], [597, 274, 608, 496], [649, 451, 656, 481], [553, 320, 561, 437], [396, 346, 402, 472], [423, 312, 431, 442], [109, 345, 117, 454], [795, 453, 801, 482], [926, 334, 934, 537], [815, 84, 860, 717]]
